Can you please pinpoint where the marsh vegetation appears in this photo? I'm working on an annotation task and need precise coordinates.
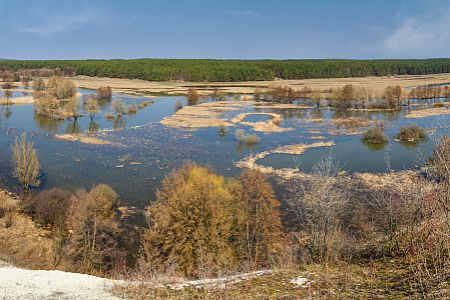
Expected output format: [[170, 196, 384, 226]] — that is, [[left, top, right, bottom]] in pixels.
[[0, 68, 449, 298]]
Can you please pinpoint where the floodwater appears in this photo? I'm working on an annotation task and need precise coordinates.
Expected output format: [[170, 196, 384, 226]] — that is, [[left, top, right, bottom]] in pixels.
[[0, 89, 448, 210]]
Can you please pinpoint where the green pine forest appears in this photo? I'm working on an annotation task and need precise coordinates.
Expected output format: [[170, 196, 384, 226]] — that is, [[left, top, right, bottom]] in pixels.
[[2, 58, 450, 82]]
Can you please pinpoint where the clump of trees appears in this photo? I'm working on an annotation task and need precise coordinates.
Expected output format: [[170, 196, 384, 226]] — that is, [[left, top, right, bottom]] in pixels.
[[47, 76, 77, 100], [142, 164, 285, 277], [362, 126, 388, 144], [395, 125, 426, 143], [33, 76, 81, 120]]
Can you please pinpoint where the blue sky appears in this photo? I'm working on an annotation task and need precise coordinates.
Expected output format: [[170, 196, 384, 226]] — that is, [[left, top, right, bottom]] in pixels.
[[0, 0, 449, 59]]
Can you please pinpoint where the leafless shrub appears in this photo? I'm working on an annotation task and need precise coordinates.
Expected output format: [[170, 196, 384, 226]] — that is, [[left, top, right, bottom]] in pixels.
[[287, 155, 349, 263], [235, 129, 260, 145], [362, 126, 388, 144], [96, 86, 112, 100], [11, 133, 41, 195], [395, 125, 426, 143]]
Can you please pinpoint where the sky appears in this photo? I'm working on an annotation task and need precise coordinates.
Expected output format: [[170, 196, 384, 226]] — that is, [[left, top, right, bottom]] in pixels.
[[0, 0, 449, 60]]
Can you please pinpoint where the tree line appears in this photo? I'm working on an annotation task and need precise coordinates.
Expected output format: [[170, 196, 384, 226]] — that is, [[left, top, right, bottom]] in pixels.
[[2, 58, 450, 82]]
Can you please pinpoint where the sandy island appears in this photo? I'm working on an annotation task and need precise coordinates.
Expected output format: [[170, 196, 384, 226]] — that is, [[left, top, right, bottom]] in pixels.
[[235, 141, 335, 179], [54, 134, 112, 145]]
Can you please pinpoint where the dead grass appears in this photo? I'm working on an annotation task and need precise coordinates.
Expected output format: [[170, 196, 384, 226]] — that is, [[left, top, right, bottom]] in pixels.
[[54, 134, 112, 145], [113, 258, 428, 300], [405, 107, 450, 118], [72, 73, 450, 95], [0, 191, 55, 269]]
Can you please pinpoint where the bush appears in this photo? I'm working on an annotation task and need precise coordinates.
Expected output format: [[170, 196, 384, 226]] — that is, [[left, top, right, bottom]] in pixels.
[[33, 188, 71, 228], [186, 89, 200, 105], [428, 137, 450, 181], [235, 129, 260, 145], [47, 76, 76, 100], [96, 86, 112, 100], [395, 125, 426, 143], [362, 126, 388, 144]]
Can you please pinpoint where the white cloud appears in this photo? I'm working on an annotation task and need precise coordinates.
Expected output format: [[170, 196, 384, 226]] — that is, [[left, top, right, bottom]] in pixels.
[[19, 7, 97, 35], [382, 8, 450, 56]]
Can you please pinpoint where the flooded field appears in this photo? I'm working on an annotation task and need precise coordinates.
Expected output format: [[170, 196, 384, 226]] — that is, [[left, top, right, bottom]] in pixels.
[[0, 88, 448, 209]]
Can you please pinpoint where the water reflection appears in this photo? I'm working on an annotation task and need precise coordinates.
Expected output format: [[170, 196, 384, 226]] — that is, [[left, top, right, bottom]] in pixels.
[[2, 105, 12, 120], [34, 113, 63, 134], [88, 120, 100, 134], [65, 119, 81, 134], [112, 116, 126, 130], [362, 141, 388, 151]]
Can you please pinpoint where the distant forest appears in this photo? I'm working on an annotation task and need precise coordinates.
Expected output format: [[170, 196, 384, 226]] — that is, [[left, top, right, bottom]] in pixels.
[[2, 58, 450, 82]]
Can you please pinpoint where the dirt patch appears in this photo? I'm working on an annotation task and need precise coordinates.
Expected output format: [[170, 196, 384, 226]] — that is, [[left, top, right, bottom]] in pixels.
[[405, 107, 450, 118], [0, 191, 54, 269], [55, 134, 112, 145]]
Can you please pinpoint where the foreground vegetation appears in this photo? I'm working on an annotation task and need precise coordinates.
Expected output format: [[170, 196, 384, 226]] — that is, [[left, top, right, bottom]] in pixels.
[[3, 58, 450, 82], [0, 130, 449, 298]]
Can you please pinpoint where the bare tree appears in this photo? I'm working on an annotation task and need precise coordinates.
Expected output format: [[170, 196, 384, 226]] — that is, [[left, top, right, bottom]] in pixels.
[[12, 133, 41, 195]]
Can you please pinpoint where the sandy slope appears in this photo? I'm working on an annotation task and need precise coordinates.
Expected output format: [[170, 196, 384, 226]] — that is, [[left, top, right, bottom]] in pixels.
[[0, 262, 123, 300]]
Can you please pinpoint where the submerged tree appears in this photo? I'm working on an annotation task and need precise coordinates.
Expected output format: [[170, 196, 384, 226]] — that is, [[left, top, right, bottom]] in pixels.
[[12, 133, 41, 195], [84, 97, 100, 121], [64, 95, 81, 119]]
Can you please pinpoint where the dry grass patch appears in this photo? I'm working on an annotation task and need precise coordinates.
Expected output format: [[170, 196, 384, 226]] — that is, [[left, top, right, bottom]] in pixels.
[[0, 191, 54, 269], [405, 107, 450, 118], [55, 134, 112, 145]]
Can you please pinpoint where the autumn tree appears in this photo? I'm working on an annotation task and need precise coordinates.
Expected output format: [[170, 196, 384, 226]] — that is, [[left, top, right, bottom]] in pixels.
[[233, 171, 286, 270], [143, 164, 236, 278]]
